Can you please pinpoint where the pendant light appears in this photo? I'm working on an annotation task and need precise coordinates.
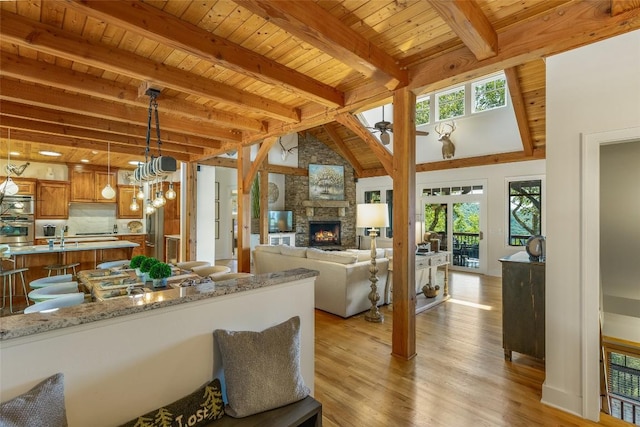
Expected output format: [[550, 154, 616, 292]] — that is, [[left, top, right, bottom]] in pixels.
[[101, 141, 116, 199], [0, 129, 20, 196], [129, 184, 139, 211], [165, 181, 176, 200], [136, 185, 145, 200]]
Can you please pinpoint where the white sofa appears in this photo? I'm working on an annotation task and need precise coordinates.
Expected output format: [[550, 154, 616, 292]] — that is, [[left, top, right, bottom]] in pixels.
[[253, 245, 390, 318]]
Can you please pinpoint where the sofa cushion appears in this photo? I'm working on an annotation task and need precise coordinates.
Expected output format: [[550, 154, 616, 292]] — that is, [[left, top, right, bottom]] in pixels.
[[279, 245, 307, 258], [213, 316, 309, 418], [254, 244, 282, 254], [307, 248, 357, 264], [118, 379, 224, 427], [0, 373, 68, 427], [347, 249, 386, 262]]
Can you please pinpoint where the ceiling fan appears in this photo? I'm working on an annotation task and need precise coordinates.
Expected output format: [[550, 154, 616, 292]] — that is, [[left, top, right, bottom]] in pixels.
[[279, 137, 297, 161], [367, 106, 429, 145]]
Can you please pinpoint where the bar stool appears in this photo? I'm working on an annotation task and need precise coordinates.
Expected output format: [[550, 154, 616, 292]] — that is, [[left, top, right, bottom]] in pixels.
[[1, 265, 30, 314], [44, 262, 80, 277]]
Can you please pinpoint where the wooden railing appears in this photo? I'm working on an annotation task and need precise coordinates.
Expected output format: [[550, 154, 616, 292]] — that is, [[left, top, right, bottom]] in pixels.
[[602, 336, 640, 424]]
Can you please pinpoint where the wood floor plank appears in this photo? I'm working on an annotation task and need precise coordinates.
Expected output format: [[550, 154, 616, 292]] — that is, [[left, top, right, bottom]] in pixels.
[[314, 271, 629, 427]]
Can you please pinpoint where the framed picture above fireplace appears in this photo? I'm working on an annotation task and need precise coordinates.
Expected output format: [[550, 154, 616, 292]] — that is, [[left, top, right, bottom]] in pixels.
[[308, 164, 345, 201]]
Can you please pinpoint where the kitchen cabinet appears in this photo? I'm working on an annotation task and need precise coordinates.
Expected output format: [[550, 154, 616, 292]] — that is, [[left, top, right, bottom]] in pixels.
[[163, 182, 180, 236], [36, 180, 70, 219], [12, 178, 36, 195], [119, 234, 145, 257], [117, 186, 142, 219], [499, 252, 545, 361], [70, 167, 117, 203]]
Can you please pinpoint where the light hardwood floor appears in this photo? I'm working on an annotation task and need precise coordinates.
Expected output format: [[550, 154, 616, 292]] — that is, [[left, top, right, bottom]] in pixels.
[[314, 272, 627, 427]]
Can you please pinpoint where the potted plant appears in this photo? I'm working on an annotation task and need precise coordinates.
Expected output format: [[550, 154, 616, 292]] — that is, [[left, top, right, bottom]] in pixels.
[[139, 257, 160, 282], [149, 262, 172, 288], [130, 255, 148, 277]]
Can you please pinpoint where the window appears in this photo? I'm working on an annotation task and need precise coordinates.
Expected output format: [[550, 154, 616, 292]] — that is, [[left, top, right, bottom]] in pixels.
[[436, 86, 464, 121], [473, 74, 507, 113], [604, 344, 640, 424], [508, 179, 542, 246], [415, 97, 430, 125], [422, 185, 483, 197]]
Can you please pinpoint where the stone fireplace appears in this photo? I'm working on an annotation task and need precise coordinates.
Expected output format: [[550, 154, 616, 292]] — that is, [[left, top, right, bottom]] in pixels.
[[309, 221, 341, 247]]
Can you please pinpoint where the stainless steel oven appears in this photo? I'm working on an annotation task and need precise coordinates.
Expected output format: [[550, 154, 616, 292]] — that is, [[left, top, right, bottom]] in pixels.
[[0, 195, 35, 216], [0, 215, 35, 247]]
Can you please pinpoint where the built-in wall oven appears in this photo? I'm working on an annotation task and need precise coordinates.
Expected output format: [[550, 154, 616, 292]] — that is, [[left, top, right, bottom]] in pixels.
[[0, 195, 35, 247]]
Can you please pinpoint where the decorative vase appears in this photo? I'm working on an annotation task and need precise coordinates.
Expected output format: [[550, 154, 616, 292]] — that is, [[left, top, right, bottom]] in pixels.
[[135, 268, 143, 277], [422, 284, 440, 299], [152, 278, 168, 288]]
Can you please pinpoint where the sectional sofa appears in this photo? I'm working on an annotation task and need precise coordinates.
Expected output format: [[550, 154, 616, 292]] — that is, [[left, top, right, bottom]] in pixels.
[[253, 245, 390, 318]]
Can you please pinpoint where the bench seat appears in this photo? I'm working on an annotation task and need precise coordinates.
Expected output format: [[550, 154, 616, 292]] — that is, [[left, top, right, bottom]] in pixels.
[[208, 396, 322, 427]]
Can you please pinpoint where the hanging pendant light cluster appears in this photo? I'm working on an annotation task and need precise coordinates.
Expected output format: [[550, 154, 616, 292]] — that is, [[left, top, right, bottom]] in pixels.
[[1, 129, 20, 196], [101, 141, 116, 199], [130, 87, 178, 213]]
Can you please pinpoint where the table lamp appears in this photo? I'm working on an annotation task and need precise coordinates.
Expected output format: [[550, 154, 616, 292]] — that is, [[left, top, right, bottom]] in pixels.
[[356, 203, 389, 322]]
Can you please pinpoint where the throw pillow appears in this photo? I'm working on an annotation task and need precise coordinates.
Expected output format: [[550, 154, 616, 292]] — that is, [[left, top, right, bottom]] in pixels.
[[213, 316, 309, 418], [306, 249, 357, 264], [118, 379, 224, 427], [279, 245, 307, 258], [0, 373, 68, 427]]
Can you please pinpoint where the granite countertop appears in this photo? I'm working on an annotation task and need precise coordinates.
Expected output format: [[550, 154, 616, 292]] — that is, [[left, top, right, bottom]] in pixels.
[[7, 240, 139, 255], [0, 268, 319, 341]]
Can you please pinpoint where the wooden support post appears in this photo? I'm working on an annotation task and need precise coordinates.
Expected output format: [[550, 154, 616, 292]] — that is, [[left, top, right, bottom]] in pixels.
[[237, 146, 252, 273], [391, 87, 417, 360], [184, 162, 198, 262], [260, 165, 269, 244]]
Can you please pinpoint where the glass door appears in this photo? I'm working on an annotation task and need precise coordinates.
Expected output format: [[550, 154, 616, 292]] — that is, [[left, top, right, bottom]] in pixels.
[[422, 184, 486, 273]]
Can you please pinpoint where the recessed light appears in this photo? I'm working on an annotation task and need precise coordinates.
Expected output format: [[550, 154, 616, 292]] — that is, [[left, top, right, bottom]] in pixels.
[[80, 159, 90, 163], [9, 151, 20, 156], [39, 151, 62, 157]]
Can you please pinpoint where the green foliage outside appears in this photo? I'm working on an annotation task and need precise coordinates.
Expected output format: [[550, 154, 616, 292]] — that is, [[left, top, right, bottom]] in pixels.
[[453, 203, 479, 233], [129, 255, 147, 269], [424, 204, 447, 233], [474, 77, 506, 112], [416, 98, 430, 125], [437, 88, 464, 120], [509, 180, 541, 244]]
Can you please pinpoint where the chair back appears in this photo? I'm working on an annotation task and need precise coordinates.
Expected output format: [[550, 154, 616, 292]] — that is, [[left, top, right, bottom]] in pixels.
[[97, 260, 130, 269], [29, 274, 74, 289], [24, 293, 84, 314], [192, 265, 231, 277]]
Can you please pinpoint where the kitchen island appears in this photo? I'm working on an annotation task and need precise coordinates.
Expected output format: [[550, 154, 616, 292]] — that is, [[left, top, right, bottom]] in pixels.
[[0, 268, 318, 427], [5, 240, 139, 286]]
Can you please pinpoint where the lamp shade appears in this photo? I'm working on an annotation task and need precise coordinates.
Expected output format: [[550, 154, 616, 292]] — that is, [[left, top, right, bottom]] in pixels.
[[356, 203, 389, 228]]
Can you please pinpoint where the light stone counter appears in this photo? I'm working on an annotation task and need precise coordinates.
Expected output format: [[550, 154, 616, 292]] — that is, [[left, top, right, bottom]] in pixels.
[[7, 240, 139, 255], [0, 268, 319, 340]]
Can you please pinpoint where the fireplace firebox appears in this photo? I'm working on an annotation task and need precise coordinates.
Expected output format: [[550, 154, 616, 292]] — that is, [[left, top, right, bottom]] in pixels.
[[309, 221, 341, 246]]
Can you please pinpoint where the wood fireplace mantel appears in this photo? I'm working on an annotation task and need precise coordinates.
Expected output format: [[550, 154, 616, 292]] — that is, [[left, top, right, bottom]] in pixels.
[[302, 200, 349, 217]]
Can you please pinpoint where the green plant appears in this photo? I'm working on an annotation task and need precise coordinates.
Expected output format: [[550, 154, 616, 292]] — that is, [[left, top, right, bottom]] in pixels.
[[251, 176, 260, 219], [140, 257, 160, 273], [149, 262, 172, 279], [129, 255, 147, 269]]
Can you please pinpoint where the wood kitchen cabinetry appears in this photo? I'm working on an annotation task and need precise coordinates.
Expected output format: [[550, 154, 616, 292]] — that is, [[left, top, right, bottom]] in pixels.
[[12, 178, 36, 195], [163, 182, 180, 235], [36, 180, 70, 219], [500, 252, 545, 361], [119, 234, 145, 257], [117, 186, 142, 219], [70, 166, 117, 203]]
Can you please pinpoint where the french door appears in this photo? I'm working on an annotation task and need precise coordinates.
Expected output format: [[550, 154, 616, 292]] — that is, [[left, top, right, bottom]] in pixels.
[[422, 186, 486, 273]]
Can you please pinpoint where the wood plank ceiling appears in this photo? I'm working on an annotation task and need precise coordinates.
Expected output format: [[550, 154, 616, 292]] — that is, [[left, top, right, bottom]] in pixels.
[[0, 1, 638, 174]]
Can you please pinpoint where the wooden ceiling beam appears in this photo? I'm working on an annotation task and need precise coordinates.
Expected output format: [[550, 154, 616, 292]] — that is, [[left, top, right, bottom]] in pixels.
[[504, 67, 534, 156], [611, 0, 640, 16], [0, 11, 300, 123], [0, 128, 191, 162], [416, 148, 546, 173], [429, 0, 498, 61], [409, 1, 640, 93], [0, 52, 267, 134], [0, 115, 206, 155], [243, 137, 278, 192], [335, 113, 393, 176], [322, 124, 364, 177], [65, 0, 344, 109], [0, 101, 223, 151], [235, 0, 407, 90], [0, 78, 240, 143]]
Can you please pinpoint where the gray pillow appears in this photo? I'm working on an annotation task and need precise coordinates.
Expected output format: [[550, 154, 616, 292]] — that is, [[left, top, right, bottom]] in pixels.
[[0, 373, 68, 427], [213, 316, 309, 418]]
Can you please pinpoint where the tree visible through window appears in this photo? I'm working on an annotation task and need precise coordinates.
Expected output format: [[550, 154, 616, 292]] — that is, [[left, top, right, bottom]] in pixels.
[[437, 86, 464, 121], [509, 179, 542, 246], [473, 75, 506, 113], [416, 97, 430, 125]]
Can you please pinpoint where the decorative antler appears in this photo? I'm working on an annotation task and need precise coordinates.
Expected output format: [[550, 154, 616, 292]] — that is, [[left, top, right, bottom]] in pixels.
[[435, 121, 456, 160], [434, 121, 456, 137]]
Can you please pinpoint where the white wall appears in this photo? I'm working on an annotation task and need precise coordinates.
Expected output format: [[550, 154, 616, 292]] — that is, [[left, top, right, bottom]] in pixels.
[[214, 167, 236, 260], [545, 29, 640, 418], [600, 141, 640, 342], [357, 159, 545, 277], [196, 165, 216, 263]]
